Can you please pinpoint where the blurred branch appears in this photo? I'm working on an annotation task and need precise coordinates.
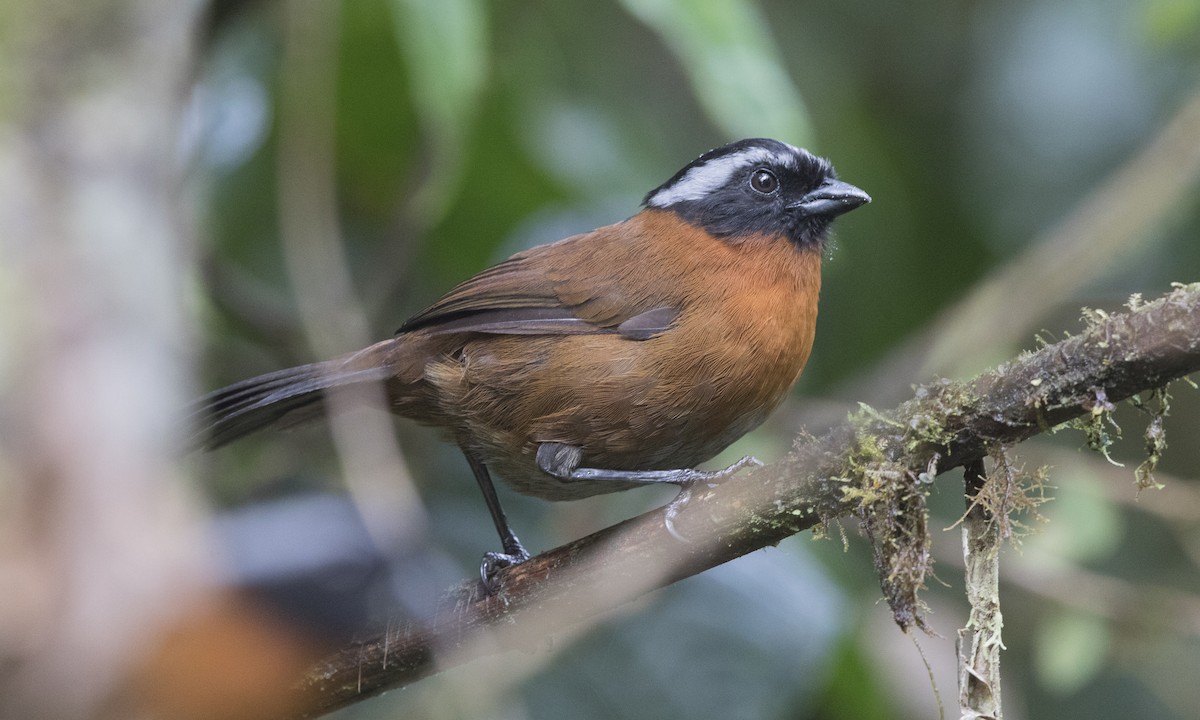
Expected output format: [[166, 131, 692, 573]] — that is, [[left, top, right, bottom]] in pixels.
[[295, 284, 1200, 718], [200, 258, 305, 357], [926, 87, 1200, 376], [933, 527, 1200, 640], [850, 85, 1200, 406], [387, 0, 488, 226], [932, 445, 1200, 635], [1032, 445, 1200, 574], [276, 1, 427, 553], [0, 1, 225, 718]]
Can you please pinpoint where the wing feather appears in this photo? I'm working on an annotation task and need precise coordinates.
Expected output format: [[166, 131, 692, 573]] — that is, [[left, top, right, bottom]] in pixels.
[[397, 228, 678, 339]]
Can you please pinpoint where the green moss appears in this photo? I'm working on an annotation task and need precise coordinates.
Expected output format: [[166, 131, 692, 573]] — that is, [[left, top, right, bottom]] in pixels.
[[905, 379, 976, 452], [835, 404, 934, 632], [952, 449, 1051, 545], [1132, 387, 1170, 492], [1066, 388, 1123, 466]]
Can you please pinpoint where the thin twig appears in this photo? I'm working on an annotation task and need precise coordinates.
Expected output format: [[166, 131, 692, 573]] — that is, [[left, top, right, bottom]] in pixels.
[[957, 456, 1003, 720]]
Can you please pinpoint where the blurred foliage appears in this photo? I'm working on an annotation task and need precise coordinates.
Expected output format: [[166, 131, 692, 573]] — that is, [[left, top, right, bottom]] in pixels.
[[190, 1, 1200, 718]]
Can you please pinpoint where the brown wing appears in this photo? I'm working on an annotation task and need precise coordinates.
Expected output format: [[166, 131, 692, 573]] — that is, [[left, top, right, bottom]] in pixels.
[[397, 225, 678, 339]]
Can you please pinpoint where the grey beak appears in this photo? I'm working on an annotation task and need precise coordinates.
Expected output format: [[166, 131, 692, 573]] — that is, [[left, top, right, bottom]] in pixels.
[[787, 179, 871, 218]]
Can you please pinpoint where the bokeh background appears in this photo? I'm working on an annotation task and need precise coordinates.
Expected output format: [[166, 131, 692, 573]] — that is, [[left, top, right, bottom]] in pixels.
[[3, 0, 1200, 718], [200, 1, 1200, 718]]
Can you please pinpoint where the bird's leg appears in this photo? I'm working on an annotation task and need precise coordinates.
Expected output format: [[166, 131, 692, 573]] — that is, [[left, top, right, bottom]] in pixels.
[[536, 442, 761, 486], [463, 451, 530, 590], [536, 442, 762, 539]]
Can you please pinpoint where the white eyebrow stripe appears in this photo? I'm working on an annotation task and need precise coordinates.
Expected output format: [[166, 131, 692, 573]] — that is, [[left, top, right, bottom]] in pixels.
[[647, 145, 802, 208]]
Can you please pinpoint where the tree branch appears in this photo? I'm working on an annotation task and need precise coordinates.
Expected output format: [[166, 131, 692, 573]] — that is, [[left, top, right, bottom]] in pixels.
[[296, 283, 1200, 718], [957, 457, 1003, 720]]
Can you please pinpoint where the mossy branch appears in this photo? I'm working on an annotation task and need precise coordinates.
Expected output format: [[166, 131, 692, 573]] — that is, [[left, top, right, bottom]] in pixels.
[[295, 283, 1200, 719]]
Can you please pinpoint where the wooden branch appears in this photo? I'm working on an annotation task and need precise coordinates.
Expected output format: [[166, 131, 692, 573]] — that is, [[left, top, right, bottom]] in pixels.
[[296, 283, 1200, 718], [957, 458, 1003, 720]]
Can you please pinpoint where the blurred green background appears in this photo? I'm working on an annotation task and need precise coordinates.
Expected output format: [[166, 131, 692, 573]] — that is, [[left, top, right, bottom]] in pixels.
[[190, 1, 1200, 718]]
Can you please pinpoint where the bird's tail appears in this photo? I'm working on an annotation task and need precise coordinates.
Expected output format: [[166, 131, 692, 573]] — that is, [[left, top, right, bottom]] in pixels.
[[194, 340, 399, 450]]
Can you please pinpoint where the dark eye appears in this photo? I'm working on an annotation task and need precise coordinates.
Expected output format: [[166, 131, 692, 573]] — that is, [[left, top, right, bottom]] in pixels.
[[750, 168, 778, 194]]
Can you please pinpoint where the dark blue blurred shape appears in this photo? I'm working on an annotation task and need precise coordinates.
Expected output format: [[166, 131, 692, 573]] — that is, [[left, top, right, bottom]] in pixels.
[[213, 493, 385, 642]]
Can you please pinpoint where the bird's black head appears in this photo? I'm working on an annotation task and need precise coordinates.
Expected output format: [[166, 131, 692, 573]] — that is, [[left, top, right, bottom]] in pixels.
[[643, 138, 870, 248]]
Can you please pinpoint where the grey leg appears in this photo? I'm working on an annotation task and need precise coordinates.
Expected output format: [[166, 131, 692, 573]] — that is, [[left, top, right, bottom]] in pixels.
[[463, 450, 530, 589], [536, 442, 762, 540], [536, 442, 761, 487]]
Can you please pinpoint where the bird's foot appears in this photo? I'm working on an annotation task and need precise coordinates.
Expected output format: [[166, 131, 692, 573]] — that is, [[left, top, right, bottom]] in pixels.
[[664, 455, 763, 542], [533, 443, 762, 542], [479, 537, 531, 594]]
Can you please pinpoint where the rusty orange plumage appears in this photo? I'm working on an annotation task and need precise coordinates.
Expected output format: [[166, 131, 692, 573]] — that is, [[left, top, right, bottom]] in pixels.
[[197, 138, 869, 583]]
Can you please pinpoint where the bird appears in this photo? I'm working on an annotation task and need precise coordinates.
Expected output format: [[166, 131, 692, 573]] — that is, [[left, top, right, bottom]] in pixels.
[[197, 138, 870, 585]]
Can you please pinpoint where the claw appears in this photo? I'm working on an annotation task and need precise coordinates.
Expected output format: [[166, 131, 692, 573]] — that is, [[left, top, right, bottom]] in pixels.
[[706, 455, 763, 482], [663, 455, 762, 543], [664, 485, 695, 543], [479, 543, 531, 593]]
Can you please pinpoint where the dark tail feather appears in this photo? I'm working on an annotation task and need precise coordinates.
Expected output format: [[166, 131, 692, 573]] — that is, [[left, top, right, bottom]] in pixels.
[[193, 360, 393, 449]]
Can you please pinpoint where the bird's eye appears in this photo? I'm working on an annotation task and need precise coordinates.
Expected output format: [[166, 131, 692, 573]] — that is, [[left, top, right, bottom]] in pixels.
[[750, 168, 778, 194]]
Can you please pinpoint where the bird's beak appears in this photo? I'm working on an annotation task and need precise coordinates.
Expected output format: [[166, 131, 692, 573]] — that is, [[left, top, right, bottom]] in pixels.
[[788, 179, 871, 218]]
